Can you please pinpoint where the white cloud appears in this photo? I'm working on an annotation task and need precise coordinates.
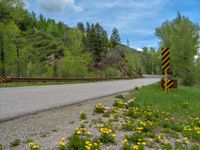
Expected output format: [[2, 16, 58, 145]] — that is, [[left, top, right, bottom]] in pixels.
[[36, 0, 83, 12], [136, 48, 143, 52]]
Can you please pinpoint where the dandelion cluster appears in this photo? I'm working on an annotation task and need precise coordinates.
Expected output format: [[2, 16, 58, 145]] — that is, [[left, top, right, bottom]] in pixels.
[[29, 141, 40, 150]]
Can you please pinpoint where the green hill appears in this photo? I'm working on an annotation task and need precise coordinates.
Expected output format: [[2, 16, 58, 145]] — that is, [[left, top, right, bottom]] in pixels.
[[0, 0, 160, 78]]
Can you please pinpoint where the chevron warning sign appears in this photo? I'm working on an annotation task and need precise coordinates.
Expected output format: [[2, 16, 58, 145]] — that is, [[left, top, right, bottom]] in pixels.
[[0, 76, 7, 83], [162, 48, 170, 73], [164, 79, 174, 90]]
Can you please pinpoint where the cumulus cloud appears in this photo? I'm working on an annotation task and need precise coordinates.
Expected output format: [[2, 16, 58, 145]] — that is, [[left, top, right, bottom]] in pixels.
[[36, 0, 83, 12], [136, 48, 143, 52]]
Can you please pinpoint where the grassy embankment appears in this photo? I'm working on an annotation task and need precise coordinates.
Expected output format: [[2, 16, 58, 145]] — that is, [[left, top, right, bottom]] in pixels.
[[131, 83, 200, 117]]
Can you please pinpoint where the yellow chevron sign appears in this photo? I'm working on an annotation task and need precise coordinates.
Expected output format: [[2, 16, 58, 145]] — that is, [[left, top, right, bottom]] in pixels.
[[162, 48, 170, 73], [164, 79, 174, 90], [0, 76, 7, 83]]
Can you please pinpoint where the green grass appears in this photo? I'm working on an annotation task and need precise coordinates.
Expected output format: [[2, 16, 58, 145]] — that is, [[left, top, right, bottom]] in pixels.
[[0, 81, 91, 88], [22, 83, 200, 149], [131, 83, 200, 117]]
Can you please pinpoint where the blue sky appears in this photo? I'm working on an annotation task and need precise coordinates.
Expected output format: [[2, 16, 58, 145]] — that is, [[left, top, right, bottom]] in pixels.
[[24, 0, 200, 50]]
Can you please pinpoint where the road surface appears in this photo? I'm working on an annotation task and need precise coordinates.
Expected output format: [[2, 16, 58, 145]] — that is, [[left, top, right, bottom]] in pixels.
[[0, 78, 159, 121]]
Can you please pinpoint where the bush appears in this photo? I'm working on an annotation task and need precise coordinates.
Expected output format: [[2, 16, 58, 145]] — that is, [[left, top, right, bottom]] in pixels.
[[94, 104, 104, 113], [99, 66, 121, 77], [113, 100, 125, 108], [181, 71, 196, 86], [58, 52, 92, 77]]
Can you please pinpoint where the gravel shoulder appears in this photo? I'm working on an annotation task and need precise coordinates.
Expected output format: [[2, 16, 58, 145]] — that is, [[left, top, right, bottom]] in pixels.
[[0, 92, 128, 150]]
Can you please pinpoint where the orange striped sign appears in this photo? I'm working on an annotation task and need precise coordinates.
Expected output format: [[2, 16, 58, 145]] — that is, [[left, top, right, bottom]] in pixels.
[[162, 48, 170, 73], [164, 79, 174, 90], [0, 76, 7, 83]]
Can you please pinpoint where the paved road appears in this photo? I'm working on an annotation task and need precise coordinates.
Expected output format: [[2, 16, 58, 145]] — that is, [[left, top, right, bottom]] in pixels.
[[0, 78, 159, 121]]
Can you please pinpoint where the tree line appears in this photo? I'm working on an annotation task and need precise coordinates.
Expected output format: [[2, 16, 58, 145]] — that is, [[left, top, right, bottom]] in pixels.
[[1, 0, 199, 86], [0, 0, 143, 78]]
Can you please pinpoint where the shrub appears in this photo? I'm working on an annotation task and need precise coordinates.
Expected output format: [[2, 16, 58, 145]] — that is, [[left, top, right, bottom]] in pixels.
[[126, 132, 145, 144], [67, 135, 87, 150], [181, 71, 196, 86], [99, 127, 115, 143], [113, 100, 125, 108], [94, 104, 104, 113]]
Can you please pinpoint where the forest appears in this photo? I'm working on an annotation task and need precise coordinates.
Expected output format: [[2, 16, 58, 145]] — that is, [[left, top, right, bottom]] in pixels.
[[0, 0, 161, 78], [1, 0, 200, 86]]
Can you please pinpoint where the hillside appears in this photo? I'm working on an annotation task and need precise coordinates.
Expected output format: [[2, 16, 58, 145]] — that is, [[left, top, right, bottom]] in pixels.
[[0, 0, 162, 78]]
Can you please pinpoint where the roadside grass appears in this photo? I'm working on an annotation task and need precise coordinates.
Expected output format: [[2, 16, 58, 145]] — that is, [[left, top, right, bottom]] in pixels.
[[131, 83, 200, 117], [0, 81, 91, 88], [8, 83, 199, 150]]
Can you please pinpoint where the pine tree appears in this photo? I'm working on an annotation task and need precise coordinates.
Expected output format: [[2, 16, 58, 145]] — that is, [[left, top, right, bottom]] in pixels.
[[110, 27, 120, 48], [77, 22, 85, 32]]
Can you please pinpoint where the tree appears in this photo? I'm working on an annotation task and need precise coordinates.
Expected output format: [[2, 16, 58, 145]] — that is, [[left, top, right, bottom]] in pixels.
[[25, 29, 64, 76], [125, 50, 142, 77], [0, 21, 19, 76], [77, 22, 85, 32], [155, 13, 199, 85], [110, 27, 120, 48], [93, 23, 108, 59]]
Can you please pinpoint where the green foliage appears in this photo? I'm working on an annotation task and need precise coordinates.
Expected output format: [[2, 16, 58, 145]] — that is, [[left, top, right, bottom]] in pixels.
[[67, 135, 87, 150], [98, 66, 121, 77], [141, 47, 161, 74], [122, 143, 132, 150], [190, 144, 200, 150], [85, 22, 108, 60], [110, 27, 120, 48], [133, 83, 200, 117], [94, 104, 104, 114], [194, 59, 200, 86], [125, 50, 142, 77], [0, 2, 143, 78], [99, 133, 115, 144], [126, 132, 145, 144], [10, 139, 21, 147], [113, 100, 125, 108], [58, 52, 91, 77], [80, 111, 87, 120], [156, 12, 199, 86], [115, 94, 125, 99]]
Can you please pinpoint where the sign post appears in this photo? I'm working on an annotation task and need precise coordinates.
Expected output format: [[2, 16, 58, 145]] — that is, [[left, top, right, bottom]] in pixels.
[[161, 48, 176, 91]]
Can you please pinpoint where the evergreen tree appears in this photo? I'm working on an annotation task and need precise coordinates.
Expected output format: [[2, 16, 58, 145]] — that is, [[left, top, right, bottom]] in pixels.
[[110, 27, 120, 48], [77, 22, 85, 32]]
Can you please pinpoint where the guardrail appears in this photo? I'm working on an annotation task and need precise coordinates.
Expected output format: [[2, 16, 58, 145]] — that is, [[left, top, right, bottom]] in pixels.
[[1, 77, 134, 83]]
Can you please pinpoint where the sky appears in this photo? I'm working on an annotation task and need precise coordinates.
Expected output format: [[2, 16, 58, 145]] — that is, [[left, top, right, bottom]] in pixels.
[[24, 0, 200, 50]]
